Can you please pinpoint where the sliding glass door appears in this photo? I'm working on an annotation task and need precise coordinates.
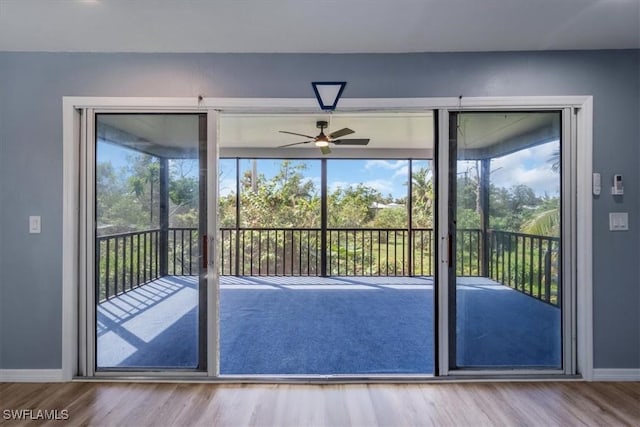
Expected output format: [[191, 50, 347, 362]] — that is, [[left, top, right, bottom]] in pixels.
[[94, 113, 208, 370], [76, 99, 579, 379], [448, 111, 563, 370]]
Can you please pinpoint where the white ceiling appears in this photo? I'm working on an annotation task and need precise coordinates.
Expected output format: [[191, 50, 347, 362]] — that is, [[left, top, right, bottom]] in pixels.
[[1, 0, 638, 53], [97, 112, 435, 155], [97, 111, 558, 160], [220, 113, 434, 149]]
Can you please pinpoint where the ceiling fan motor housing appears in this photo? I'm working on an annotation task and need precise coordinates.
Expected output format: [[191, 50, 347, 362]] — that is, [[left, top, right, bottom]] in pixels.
[[278, 121, 368, 153]]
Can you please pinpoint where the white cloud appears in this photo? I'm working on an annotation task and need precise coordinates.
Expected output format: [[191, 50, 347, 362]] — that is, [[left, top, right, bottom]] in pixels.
[[219, 178, 236, 197], [492, 141, 557, 169], [364, 160, 408, 170], [392, 165, 410, 179], [488, 141, 560, 196], [457, 142, 560, 196], [329, 180, 350, 193], [363, 179, 395, 195], [490, 166, 560, 196]]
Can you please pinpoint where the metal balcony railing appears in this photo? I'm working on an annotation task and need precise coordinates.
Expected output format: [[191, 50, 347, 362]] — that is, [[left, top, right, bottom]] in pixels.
[[219, 228, 437, 277], [488, 230, 560, 306], [96, 227, 559, 306]]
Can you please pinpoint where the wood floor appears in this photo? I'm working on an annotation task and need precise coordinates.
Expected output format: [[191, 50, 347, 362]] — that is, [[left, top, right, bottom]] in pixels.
[[1, 381, 638, 426]]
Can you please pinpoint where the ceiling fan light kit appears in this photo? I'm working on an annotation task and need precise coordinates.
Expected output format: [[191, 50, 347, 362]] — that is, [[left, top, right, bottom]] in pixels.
[[278, 119, 370, 155]]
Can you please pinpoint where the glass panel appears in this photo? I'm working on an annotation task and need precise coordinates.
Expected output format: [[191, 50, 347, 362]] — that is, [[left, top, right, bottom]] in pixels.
[[95, 113, 205, 369], [218, 159, 237, 275], [234, 158, 321, 276], [453, 111, 562, 369], [217, 112, 434, 376], [318, 158, 433, 374], [220, 158, 322, 373], [327, 159, 409, 275], [218, 159, 237, 228], [411, 159, 435, 276], [239, 159, 321, 229]]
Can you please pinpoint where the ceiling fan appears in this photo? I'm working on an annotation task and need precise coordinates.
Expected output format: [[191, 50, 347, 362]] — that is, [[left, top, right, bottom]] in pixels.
[[278, 120, 370, 154]]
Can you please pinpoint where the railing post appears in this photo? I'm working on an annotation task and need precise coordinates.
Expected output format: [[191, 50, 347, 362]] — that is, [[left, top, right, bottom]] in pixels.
[[407, 159, 413, 276], [159, 157, 169, 276], [96, 238, 102, 301], [479, 159, 490, 277], [234, 158, 240, 276], [544, 247, 552, 303], [320, 159, 328, 277]]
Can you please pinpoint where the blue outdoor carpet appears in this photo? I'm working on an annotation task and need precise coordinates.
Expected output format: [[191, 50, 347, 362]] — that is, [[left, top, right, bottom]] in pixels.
[[220, 276, 433, 374], [97, 276, 560, 374]]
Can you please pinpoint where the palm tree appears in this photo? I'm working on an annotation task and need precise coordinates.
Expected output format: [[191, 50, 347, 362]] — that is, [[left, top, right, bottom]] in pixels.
[[549, 148, 560, 172], [522, 149, 562, 236], [411, 165, 434, 227], [521, 208, 559, 236]]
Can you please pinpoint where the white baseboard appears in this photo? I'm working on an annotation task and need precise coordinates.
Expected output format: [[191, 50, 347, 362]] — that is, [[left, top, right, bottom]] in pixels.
[[2, 368, 637, 382], [592, 369, 640, 381], [0, 369, 65, 383]]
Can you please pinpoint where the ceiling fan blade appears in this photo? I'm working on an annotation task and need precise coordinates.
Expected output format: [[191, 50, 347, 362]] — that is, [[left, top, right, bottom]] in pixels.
[[278, 140, 313, 148], [279, 130, 316, 139], [332, 138, 370, 146], [320, 146, 332, 155], [329, 127, 354, 139]]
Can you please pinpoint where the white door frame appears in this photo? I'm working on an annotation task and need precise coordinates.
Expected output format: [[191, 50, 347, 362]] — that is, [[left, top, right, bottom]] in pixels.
[[62, 95, 593, 380], [438, 106, 582, 377], [66, 102, 218, 377]]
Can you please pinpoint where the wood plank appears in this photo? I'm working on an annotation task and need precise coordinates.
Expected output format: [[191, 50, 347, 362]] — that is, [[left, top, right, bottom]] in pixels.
[[0, 382, 638, 426]]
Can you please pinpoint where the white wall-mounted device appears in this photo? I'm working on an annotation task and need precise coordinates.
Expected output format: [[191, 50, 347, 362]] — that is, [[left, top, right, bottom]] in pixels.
[[611, 174, 624, 195], [592, 173, 601, 195]]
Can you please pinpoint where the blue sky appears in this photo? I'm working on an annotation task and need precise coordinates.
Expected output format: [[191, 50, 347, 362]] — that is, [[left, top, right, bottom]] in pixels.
[[100, 140, 560, 199], [219, 159, 431, 199]]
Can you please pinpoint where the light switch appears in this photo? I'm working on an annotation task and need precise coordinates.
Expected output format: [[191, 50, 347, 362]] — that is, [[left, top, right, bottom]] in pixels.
[[609, 212, 628, 231], [29, 216, 41, 234]]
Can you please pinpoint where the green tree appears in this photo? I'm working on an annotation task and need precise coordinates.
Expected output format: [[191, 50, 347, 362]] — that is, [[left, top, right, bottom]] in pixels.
[[521, 196, 560, 236], [457, 174, 481, 229], [168, 159, 199, 227], [523, 149, 561, 236], [96, 162, 136, 235], [240, 160, 320, 228], [126, 154, 160, 227], [411, 165, 434, 228], [328, 184, 380, 227], [488, 184, 540, 231], [372, 207, 407, 228], [96, 153, 162, 234]]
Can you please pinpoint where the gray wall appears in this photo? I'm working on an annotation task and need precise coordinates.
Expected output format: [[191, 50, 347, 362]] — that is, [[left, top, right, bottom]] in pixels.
[[1, 51, 638, 370]]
